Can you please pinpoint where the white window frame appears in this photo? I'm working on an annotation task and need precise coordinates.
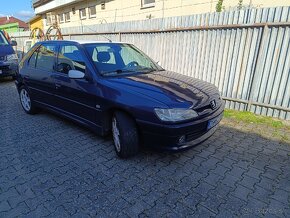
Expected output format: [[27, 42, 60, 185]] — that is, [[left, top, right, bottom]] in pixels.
[[58, 13, 64, 23], [46, 13, 54, 26], [46, 18, 51, 26], [65, 12, 70, 22], [141, 0, 155, 8], [89, 6, 96, 18], [79, 8, 87, 20]]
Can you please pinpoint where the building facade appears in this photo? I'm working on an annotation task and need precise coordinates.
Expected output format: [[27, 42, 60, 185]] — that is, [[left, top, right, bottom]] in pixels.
[[28, 15, 44, 30], [32, 0, 290, 30]]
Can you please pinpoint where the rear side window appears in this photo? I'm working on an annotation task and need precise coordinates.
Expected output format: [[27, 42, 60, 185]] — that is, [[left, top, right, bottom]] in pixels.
[[57, 45, 86, 74]]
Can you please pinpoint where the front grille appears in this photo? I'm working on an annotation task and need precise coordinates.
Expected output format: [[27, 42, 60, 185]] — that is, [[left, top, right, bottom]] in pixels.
[[185, 122, 207, 142], [186, 130, 207, 142], [195, 98, 222, 116], [0, 66, 9, 71], [195, 104, 212, 113]]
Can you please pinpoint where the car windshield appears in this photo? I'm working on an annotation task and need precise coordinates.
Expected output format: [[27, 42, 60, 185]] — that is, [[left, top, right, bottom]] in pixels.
[[84, 43, 163, 76], [0, 31, 9, 46]]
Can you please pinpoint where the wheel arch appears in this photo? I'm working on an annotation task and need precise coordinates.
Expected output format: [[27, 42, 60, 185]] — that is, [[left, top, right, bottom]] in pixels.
[[102, 107, 139, 135]]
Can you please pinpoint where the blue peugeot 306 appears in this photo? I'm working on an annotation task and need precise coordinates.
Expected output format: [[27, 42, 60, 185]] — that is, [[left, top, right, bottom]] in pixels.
[[16, 40, 224, 158]]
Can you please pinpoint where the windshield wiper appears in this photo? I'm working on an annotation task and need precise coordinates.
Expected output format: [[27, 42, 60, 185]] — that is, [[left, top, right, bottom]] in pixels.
[[101, 69, 136, 76], [101, 67, 159, 76]]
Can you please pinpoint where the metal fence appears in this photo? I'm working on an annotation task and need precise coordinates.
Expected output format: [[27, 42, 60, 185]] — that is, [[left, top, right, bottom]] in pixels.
[[10, 6, 290, 120]]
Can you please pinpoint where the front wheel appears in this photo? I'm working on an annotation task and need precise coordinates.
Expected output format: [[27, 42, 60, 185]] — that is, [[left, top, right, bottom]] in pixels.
[[112, 111, 139, 158], [19, 86, 39, 114]]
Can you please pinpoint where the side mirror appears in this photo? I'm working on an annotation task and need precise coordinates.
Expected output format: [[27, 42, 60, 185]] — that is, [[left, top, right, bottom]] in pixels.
[[156, 61, 161, 66], [10, 40, 17, 46], [68, 70, 85, 79]]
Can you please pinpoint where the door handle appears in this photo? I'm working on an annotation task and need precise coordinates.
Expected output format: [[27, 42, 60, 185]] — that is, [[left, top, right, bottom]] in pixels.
[[55, 83, 61, 89]]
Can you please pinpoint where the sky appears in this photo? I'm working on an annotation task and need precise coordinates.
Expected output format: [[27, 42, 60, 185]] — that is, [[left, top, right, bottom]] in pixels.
[[0, 0, 34, 21]]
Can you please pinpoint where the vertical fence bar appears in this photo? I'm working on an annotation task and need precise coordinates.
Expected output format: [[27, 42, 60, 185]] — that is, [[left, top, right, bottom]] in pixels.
[[246, 24, 270, 111]]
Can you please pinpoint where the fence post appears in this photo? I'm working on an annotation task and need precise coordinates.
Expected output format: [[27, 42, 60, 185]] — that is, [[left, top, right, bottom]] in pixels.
[[246, 24, 269, 111], [118, 32, 121, 41]]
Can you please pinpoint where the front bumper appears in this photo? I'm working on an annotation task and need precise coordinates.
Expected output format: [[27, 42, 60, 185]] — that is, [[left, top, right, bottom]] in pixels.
[[137, 102, 225, 151], [0, 63, 17, 78]]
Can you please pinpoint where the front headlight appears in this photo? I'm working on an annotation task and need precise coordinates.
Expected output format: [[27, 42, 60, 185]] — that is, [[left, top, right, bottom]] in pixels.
[[6, 54, 18, 62], [154, 108, 198, 122]]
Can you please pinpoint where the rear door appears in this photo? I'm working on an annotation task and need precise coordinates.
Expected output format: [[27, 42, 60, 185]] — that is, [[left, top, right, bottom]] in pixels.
[[52, 43, 99, 125], [24, 43, 58, 107]]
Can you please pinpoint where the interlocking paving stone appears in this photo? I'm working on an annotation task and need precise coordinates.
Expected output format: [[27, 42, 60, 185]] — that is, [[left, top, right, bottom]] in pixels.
[[0, 80, 290, 217]]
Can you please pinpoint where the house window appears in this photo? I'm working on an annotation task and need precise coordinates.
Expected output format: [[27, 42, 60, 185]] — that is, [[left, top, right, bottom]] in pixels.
[[101, 2, 105, 10], [141, 0, 155, 8], [79, 8, 87, 20], [46, 13, 56, 26], [58, 13, 64, 23], [89, 6, 96, 18], [65, 12, 70, 22]]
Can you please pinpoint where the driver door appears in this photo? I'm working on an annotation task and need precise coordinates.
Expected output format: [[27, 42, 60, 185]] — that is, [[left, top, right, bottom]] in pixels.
[[52, 43, 97, 124]]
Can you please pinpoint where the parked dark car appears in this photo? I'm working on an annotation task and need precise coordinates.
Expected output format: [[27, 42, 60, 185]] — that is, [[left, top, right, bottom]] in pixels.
[[0, 30, 18, 79], [16, 40, 224, 158]]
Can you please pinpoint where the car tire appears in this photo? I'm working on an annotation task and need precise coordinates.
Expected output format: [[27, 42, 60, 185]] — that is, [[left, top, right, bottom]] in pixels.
[[112, 111, 139, 158], [19, 86, 39, 115]]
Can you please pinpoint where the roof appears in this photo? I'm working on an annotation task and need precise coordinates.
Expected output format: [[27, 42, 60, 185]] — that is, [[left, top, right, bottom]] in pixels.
[[71, 40, 125, 44], [40, 40, 128, 45], [27, 15, 42, 24], [0, 16, 29, 29]]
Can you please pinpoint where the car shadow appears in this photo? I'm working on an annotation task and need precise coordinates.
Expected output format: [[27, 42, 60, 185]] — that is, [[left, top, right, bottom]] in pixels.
[[0, 77, 14, 83], [37, 108, 290, 161]]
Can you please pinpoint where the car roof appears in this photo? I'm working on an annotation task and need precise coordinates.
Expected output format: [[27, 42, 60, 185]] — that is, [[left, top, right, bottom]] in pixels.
[[39, 40, 131, 45]]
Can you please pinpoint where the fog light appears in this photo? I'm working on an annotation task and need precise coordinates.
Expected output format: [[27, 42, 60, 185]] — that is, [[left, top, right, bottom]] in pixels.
[[178, 135, 186, 144]]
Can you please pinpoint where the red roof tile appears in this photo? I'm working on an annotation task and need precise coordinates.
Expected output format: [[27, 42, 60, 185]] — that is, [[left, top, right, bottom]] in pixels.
[[0, 16, 29, 29]]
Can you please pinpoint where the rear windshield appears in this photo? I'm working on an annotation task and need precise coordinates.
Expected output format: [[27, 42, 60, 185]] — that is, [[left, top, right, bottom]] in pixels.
[[0, 31, 9, 46]]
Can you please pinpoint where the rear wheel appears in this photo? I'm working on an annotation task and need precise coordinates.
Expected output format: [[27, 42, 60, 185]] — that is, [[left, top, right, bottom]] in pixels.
[[112, 111, 139, 158], [19, 86, 39, 114]]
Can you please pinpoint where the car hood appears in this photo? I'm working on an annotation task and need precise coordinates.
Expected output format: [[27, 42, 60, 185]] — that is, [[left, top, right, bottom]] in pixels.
[[106, 71, 221, 109], [0, 45, 14, 57]]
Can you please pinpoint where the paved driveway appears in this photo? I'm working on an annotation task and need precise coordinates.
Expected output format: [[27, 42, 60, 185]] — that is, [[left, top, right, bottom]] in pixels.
[[0, 80, 289, 217]]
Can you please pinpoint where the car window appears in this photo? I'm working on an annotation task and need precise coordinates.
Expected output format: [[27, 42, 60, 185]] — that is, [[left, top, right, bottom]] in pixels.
[[57, 45, 86, 74], [0, 31, 9, 45], [35, 44, 57, 70], [84, 43, 163, 75], [120, 45, 151, 67], [28, 49, 38, 68], [92, 45, 116, 64]]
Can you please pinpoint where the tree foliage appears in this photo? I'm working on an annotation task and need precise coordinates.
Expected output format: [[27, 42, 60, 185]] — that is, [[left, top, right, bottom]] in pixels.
[[238, 0, 243, 10], [216, 0, 224, 12]]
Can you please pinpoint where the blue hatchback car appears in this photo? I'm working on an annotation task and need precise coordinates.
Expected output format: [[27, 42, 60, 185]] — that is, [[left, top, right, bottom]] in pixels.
[[16, 40, 224, 158], [0, 30, 18, 79]]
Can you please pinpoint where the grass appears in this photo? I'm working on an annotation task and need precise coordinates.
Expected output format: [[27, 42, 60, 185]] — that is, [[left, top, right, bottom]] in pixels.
[[223, 109, 286, 128], [223, 109, 290, 143]]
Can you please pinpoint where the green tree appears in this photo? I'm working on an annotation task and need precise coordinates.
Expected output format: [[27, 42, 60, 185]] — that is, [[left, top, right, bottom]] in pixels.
[[216, 0, 224, 12], [238, 0, 243, 10]]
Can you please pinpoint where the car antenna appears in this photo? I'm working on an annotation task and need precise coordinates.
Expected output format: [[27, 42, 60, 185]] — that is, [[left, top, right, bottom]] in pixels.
[[100, 35, 112, 43], [81, 25, 112, 42]]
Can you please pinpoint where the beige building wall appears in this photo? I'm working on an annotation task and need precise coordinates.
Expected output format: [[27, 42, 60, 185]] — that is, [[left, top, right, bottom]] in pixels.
[[39, 0, 290, 29]]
